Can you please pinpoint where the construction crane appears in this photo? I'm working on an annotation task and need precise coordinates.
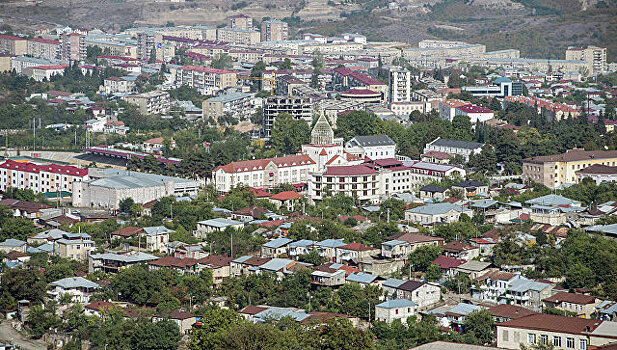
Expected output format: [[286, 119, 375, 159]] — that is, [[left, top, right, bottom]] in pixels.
[[239, 76, 279, 96]]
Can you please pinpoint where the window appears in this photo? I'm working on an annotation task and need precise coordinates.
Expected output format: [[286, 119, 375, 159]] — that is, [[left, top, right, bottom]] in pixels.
[[540, 335, 548, 345], [502, 330, 509, 342], [580, 339, 587, 350], [528, 334, 536, 344], [553, 336, 561, 347], [567, 338, 575, 348]]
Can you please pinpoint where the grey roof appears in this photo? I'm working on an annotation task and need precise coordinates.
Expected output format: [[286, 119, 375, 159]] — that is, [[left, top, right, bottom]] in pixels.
[[51, 276, 100, 289], [507, 277, 550, 293], [411, 341, 497, 349], [587, 224, 617, 237], [57, 238, 95, 245], [143, 226, 173, 236], [407, 161, 462, 173], [382, 240, 408, 247], [590, 321, 617, 337], [0, 239, 27, 247], [90, 251, 158, 263], [470, 200, 498, 209], [254, 307, 311, 322], [346, 272, 378, 284], [258, 258, 293, 272], [206, 91, 252, 103], [453, 180, 487, 188], [456, 260, 492, 272], [405, 203, 469, 216], [289, 239, 316, 248], [31, 229, 68, 240], [316, 239, 346, 248], [232, 255, 252, 263], [86, 168, 198, 189], [525, 194, 580, 207], [263, 237, 293, 249], [447, 303, 483, 316], [377, 299, 417, 309], [382, 278, 407, 289], [198, 218, 243, 228], [346, 135, 395, 147], [429, 138, 483, 150]]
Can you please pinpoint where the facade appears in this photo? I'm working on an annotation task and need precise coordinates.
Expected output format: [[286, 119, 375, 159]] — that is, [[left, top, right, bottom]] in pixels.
[[196, 218, 244, 238], [439, 99, 470, 121], [566, 46, 607, 75], [217, 27, 260, 45], [261, 20, 288, 42], [389, 68, 412, 103], [123, 90, 170, 115], [0, 159, 88, 194], [471, 271, 521, 303], [213, 154, 317, 193], [143, 226, 171, 252], [407, 161, 467, 189], [392, 280, 441, 309], [262, 96, 313, 137], [522, 149, 617, 189], [89, 251, 158, 273], [103, 76, 135, 95], [202, 91, 253, 121], [229, 14, 253, 30], [60, 33, 86, 61], [455, 104, 495, 124], [405, 203, 473, 225], [28, 64, 68, 81], [375, 299, 417, 324], [0, 34, 27, 55], [576, 164, 617, 185], [390, 101, 432, 117], [423, 138, 484, 162], [309, 164, 379, 203], [542, 292, 599, 318], [72, 168, 199, 208], [345, 135, 396, 160], [177, 65, 237, 95], [332, 67, 388, 102], [49, 277, 99, 304], [56, 237, 96, 260], [27, 38, 60, 60]]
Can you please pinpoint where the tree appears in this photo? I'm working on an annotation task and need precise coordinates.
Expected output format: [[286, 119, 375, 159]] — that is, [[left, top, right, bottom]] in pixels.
[[299, 249, 327, 266], [425, 264, 442, 282], [309, 317, 375, 350], [27, 303, 60, 339], [408, 245, 443, 272], [445, 273, 471, 294], [131, 320, 182, 350], [270, 113, 310, 154], [189, 308, 246, 349], [281, 58, 292, 69], [0, 217, 36, 241], [149, 48, 157, 64], [119, 197, 135, 213], [211, 54, 234, 70], [2, 267, 47, 304], [464, 310, 495, 344]]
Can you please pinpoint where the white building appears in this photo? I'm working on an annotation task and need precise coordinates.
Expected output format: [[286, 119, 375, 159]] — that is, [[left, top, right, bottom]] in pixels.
[[576, 164, 617, 185], [407, 161, 467, 188], [423, 137, 484, 162], [471, 271, 521, 303], [375, 299, 417, 324], [213, 154, 317, 193], [389, 68, 412, 103], [0, 159, 88, 194], [345, 135, 396, 160], [48, 277, 100, 304], [439, 99, 471, 122], [455, 104, 495, 123], [390, 101, 432, 117], [405, 202, 473, 225]]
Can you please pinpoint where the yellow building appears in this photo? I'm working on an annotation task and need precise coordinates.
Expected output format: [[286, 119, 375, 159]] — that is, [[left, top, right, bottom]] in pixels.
[[522, 149, 617, 189], [0, 34, 27, 55]]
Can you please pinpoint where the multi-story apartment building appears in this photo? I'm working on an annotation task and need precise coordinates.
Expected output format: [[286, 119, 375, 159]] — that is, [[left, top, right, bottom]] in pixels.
[[27, 38, 60, 60], [522, 149, 617, 189], [0, 159, 89, 194], [202, 91, 254, 121], [407, 161, 467, 188], [103, 76, 135, 95], [229, 14, 254, 30], [333, 67, 388, 101], [262, 96, 313, 137], [0, 54, 11, 72], [137, 32, 160, 60], [504, 95, 580, 121], [216, 27, 260, 45], [177, 65, 237, 95], [123, 90, 170, 115], [27, 64, 68, 82], [213, 154, 317, 193], [261, 20, 288, 42], [0, 34, 27, 55], [389, 68, 411, 103], [59, 33, 86, 61], [423, 137, 484, 162], [309, 164, 379, 204], [566, 46, 607, 76], [439, 99, 471, 121]]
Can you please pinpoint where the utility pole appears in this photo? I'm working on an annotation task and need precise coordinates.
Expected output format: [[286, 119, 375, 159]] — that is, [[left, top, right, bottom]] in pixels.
[[230, 231, 233, 258], [387, 208, 390, 223]]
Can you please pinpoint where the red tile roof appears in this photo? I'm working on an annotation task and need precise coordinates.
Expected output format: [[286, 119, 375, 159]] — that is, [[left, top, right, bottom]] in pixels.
[[432, 255, 465, 269], [111, 226, 143, 238], [0, 159, 88, 177], [543, 292, 597, 305], [239, 305, 268, 315], [270, 191, 303, 201], [322, 164, 377, 176], [496, 314, 603, 335], [214, 155, 315, 174], [29, 37, 59, 45], [148, 256, 198, 269], [338, 242, 377, 252], [179, 65, 235, 74], [443, 240, 476, 253], [84, 300, 114, 311], [488, 304, 537, 320], [197, 255, 234, 268]]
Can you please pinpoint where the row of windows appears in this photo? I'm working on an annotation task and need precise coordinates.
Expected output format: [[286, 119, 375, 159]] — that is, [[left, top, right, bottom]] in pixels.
[[522, 332, 585, 349]]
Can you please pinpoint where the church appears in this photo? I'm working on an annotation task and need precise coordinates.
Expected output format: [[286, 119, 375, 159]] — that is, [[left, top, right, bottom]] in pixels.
[[301, 115, 362, 171]]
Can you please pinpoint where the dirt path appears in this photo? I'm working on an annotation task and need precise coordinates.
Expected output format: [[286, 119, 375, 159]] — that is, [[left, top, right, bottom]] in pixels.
[[0, 321, 48, 350]]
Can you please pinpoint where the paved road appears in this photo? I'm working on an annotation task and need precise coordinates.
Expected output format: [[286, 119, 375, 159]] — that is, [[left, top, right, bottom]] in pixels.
[[0, 321, 48, 350]]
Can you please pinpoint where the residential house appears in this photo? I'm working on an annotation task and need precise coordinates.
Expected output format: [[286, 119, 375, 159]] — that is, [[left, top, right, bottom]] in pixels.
[[316, 239, 347, 262], [56, 235, 95, 260], [88, 251, 158, 273], [381, 233, 444, 259], [148, 256, 199, 275], [469, 237, 498, 257], [496, 314, 617, 349], [423, 138, 484, 162], [84, 301, 114, 317], [48, 277, 100, 303], [335, 243, 379, 264], [152, 310, 196, 335], [195, 218, 244, 238], [419, 185, 448, 200], [287, 239, 317, 260], [261, 237, 293, 258], [142, 226, 171, 252], [455, 260, 494, 279], [502, 277, 554, 312], [0, 239, 27, 253], [471, 271, 521, 303], [232, 206, 269, 221], [543, 292, 600, 318], [346, 272, 380, 287], [488, 304, 538, 323], [344, 135, 396, 160], [388, 279, 442, 309], [375, 299, 418, 324], [310, 266, 346, 287], [431, 256, 466, 278], [197, 255, 234, 286], [445, 303, 485, 331], [443, 241, 480, 261], [405, 203, 473, 225], [452, 180, 489, 197], [268, 191, 304, 211], [110, 226, 143, 240]]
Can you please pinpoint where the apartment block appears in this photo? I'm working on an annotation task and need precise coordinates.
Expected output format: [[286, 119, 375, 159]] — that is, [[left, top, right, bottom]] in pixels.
[[389, 68, 412, 103], [566, 46, 607, 75], [27, 38, 60, 60], [0, 34, 27, 55], [261, 20, 288, 42], [60, 33, 86, 61], [176, 65, 237, 95], [229, 14, 253, 30], [0, 159, 89, 194], [217, 27, 261, 45], [202, 91, 254, 121], [262, 96, 313, 137], [123, 90, 170, 115], [522, 149, 617, 189]]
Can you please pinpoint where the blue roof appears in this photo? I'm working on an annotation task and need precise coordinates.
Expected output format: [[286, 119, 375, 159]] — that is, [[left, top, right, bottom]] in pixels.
[[254, 307, 311, 322], [263, 237, 293, 248], [406, 203, 468, 216], [447, 303, 483, 316], [0, 239, 27, 247], [382, 240, 408, 247], [507, 277, 550, 293], [258, 258, 294, 272], [377, 299, 417, 309], [317, 239, 346, 248], [470, 200, 498, 209], [289, 239, 316, 247], [494, 77, 512, 84], [232, 255, 252, 263], [525, 194, 579, 207], [198, 218, 242, 228], [346, 272, 378, 284], [382, 278, 407, 288]]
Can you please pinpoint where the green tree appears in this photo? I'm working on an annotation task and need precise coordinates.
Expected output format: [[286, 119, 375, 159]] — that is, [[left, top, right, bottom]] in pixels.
[[211, 54, 234, 70], [0, 217, 36, 241], [27, 303, 61, 339], [464, 309, 495, 344], [2, 267, 47, 304], [299, 249, 327, 266], [408, 245, 443, 272], [270, 112, 310, 154], [425, 264, 442, 282], [119, 197, 135, 213], [189, 308, 246, 349], [131, 320, 182, 350]]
